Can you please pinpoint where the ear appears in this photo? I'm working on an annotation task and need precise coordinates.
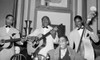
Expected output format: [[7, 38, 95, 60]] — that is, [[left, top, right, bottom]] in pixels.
[[66, 41, 69, 45]]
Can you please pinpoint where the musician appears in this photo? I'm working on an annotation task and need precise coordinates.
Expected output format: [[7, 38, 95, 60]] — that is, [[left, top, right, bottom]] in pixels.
[[0, 14, 22, 60], [47, 35, 84, 60], [27, 16, 59, 57], [69, 15, 99, 60]]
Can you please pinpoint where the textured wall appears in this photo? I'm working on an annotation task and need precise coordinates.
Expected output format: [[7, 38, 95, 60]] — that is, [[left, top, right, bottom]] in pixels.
[[0, 0, 14, 27]]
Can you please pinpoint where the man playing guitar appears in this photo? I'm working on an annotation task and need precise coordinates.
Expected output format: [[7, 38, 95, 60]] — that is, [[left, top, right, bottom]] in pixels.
[[0, 14, 23, 60], [27, 16, 59, 59]]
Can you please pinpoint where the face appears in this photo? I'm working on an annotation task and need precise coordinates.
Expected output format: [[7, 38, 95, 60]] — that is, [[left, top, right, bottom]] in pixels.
[[75, 18, 82, 28], [6, 16, 13, 26], [59, 37, 68, 49], [42, 17, 49, 27]]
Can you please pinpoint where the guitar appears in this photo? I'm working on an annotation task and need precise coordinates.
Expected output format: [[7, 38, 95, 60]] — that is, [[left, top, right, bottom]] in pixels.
[[31, 24, 62, 57], [0, 38, 22, 51], [0, 36, 34, 52]]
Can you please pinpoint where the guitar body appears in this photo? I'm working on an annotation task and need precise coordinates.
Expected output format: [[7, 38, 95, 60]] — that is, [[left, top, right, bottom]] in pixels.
[[0, 42, 12, 51], [0, 36, 12, 51], [32, 39, 44, 54], [27, 39, 45, 55], [0, 38, 21, 52], [0, 42, 11, 48]]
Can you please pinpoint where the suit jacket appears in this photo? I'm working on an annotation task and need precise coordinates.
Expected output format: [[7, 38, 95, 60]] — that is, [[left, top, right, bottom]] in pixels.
[[47, 46, 84, 60], [0, 26, 20, 60]]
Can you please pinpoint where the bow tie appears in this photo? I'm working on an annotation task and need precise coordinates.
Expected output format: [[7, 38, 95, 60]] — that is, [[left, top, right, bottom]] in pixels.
[[6, 25, 11, 28], [43, 26, 48, 29], [77, 27, 84, 30]]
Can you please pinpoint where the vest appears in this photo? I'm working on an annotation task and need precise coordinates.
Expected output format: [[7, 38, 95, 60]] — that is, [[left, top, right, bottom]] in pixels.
[[59, 49, 71, 60]]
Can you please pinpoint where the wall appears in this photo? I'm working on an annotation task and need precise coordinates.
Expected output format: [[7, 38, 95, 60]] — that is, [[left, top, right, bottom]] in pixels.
[[77, 0, 82, 16], [0, 0, 14, 27], [16, 0, 73, 36], [16, 0, 36, 35], [98, 0, 100, 30], [16, 0, 85, 35], [72, 0, 82, 29], [34, 0, 72, 36]]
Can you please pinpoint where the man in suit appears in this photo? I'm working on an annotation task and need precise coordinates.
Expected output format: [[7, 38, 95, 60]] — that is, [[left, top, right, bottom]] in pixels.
[[0, 14, 22, 60], [47, 35, 84, 60], [27, 16, 58, 58], [69, 15, 99, 60]]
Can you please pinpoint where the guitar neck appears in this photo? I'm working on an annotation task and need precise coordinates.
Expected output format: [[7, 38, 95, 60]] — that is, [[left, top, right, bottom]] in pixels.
[[39, 32, 51, 41], [4, 38, 21, 43]]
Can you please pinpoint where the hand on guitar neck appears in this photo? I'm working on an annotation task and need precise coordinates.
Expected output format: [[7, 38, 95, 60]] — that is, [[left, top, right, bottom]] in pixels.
[[84, 24, 93, 32], [50, 26, 58, 39], [21, 36, 39, 42]]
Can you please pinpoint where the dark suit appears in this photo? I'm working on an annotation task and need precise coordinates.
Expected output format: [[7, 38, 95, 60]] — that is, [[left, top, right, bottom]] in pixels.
[[47, 46, 85, 60]]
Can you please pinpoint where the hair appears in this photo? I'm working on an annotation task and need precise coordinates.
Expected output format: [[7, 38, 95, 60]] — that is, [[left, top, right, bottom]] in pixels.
[[60, 35, 69, 45], [60, 35, 68, 41], [74, 15, 82, 22], [5, 14, 14, 19], [41, 16, 51, 25]]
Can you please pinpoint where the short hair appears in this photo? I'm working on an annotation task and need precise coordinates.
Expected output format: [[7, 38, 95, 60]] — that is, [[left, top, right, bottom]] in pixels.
[[60, 35, 69, 41], [5, 14, 14, 19], [41, 16, 51, 25], [74, 15, 82, 22]]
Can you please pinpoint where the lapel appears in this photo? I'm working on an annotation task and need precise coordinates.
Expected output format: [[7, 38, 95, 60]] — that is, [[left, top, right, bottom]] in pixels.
[[3, 26, 15, 37], [54, 46, 75, 60], [73, 28, 82, 52], [68, 46, 76, 60], [54, 46, 60, 60], [0, 26, 11, 39], [2, 26, 7, 34]]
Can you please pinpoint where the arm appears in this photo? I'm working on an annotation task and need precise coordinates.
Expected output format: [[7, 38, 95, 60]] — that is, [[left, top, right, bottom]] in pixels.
[[27, 28, 43, 42], [85, 24, 99, 43], [50, 27, 59, 44], [28, 29, 41, 36], [89, 31, 99, 43], [53, 32, 59, 44], [13, 30, 23, 45]]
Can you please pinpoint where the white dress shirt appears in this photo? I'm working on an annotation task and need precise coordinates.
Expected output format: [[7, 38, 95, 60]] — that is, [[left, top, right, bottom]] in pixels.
[[6, 27, 10, 33], [61, 48, 67, 59]]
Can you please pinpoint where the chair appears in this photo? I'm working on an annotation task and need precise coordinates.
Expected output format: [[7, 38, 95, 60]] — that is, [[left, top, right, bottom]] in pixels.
[[32, 54, 47, 60], [10, 54, 27, 60]]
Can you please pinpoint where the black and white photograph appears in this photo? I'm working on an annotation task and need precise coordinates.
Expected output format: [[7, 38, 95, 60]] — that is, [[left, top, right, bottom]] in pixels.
[[0, 0, 100, 60]]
